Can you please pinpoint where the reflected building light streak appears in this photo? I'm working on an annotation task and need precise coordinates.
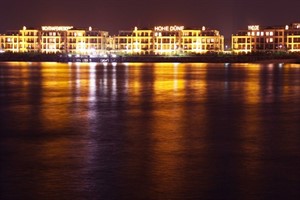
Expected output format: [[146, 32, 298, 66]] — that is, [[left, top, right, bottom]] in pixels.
[[89, 63, 96, 102], [102, 65, 108, 95], [124, 64, 129, 91], [267, 64, 274, 70], [75, 64, 81, 100], [173, 64, 178, 92], [88, 63, 97, 120], [112, 64, 117, 101], [112, 62, 117, 67], [224, 64, 230, 91]]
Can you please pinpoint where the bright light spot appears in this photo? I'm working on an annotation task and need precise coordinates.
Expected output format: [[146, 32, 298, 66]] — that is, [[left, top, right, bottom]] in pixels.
[[173, 62, 179, 67], [285, 25, 289, 30]]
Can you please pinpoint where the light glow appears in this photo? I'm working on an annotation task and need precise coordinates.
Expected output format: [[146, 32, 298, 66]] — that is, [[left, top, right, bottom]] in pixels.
[[41, 26, 73, 31], [154, 25, 184, 32], [248, 25, 260, 31]]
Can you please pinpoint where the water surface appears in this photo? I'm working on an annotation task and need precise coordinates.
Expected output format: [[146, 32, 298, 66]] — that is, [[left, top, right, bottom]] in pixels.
[[1, 62, 300, 199]]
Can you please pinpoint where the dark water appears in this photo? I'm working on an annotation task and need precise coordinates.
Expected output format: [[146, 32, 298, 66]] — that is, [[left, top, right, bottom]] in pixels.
[[1, 62, 300, 200]]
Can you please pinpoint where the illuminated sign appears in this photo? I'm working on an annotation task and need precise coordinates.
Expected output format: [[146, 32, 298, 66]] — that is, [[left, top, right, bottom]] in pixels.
[[154, 25, 184, 32], [41, 26, 73, 31], [248, 25, 260, 31]]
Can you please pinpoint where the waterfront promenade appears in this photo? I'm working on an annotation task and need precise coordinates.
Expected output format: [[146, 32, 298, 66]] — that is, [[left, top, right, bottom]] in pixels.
[[1, 52, 300, 63]]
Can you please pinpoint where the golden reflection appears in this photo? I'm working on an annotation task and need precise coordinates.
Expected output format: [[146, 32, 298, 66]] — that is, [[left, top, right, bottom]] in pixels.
[[150, 103, 186, 196], [237, 63, 264, 200], [184, 63, 208, 103], [148, 63, 209, 196], [3, 62, 34, 129], [243, 64, 261, 104], [39, 64, 73, 131], [153, 63, 185, 97], [281, 64, 300, 104], [127, 63, 144, 97], [284, 63, 300, 68], [38, 63, 85, 132]]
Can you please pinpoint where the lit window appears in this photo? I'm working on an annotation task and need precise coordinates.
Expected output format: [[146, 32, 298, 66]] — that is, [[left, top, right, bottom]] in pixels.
[[256, 32, 260, 36], [261, 32, 264, 36], [252, 32, 255, 36], [270, 38, 273, 42], [270, 32, 273, 36], [266, 32, 269, 36], [248, 32, 251, 36]]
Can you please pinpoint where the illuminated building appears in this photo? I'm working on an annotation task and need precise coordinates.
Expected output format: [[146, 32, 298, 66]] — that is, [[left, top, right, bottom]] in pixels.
[[0, 26, 109, 55], [232, 23, 300, 53], [114, 26, 224, 55]]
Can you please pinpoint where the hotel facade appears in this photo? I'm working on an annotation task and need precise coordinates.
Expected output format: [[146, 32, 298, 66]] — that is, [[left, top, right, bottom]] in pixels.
[[232, 23, 300, 53], [0, 26, 109, 55], [113, 26, 224, 55], [1, 23, 300, 55]]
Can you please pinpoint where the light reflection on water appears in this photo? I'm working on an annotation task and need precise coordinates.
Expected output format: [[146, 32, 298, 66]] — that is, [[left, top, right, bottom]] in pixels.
[[1, 62, 300, 199]]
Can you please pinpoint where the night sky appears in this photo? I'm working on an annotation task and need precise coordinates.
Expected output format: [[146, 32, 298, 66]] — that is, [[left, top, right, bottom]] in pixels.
[[1, 0, 299, 38]]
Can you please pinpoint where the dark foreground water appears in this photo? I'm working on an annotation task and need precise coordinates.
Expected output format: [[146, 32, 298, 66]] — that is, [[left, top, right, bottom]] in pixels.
[[1, 62, 300, 200]]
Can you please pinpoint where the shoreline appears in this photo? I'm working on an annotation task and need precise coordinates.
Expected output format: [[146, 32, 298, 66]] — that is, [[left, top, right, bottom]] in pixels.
[[0, 53, 300, 64]]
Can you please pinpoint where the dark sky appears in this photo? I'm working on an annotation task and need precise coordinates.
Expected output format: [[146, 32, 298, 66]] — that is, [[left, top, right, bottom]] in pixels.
[[1, 0, 299, 38]]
